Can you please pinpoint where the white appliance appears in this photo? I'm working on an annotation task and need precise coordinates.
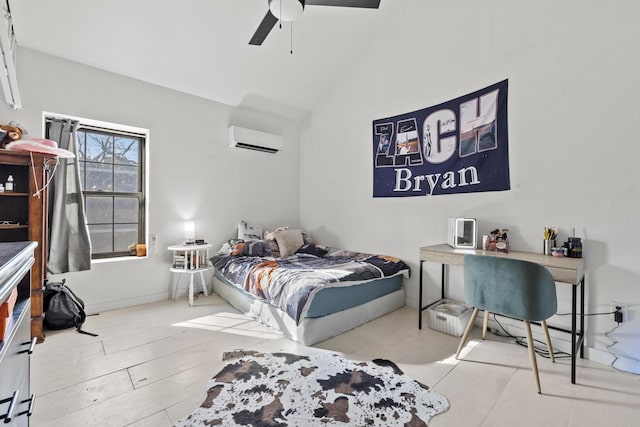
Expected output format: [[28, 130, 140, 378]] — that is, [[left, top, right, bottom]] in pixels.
[[447, 218, 477, 249], [227, 125, 284, 154]]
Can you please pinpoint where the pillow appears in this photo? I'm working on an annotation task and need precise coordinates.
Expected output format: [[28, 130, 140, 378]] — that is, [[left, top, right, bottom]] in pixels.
[[267, 240, 281, 258], [264, 226, 289, 240], [302, 232, 314, 245], [215, 241, 233, 256], [296, 243, 329, 257], [274, 229, 304, 257], [326, 249, 370, 261], [237, 220, 264, 241], [231, 242, 245, 256]]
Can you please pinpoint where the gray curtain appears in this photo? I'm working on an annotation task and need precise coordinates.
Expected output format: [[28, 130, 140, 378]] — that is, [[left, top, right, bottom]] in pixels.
[[47, 118, 92, 273]]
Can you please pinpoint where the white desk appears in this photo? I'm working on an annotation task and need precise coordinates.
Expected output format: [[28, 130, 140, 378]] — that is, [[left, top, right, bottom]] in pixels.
[[168, 243, 213, 306], [419, 244, 585, 384]]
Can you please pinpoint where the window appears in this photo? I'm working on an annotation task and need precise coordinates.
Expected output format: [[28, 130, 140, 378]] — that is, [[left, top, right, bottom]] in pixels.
[[45, 113, 148, 260]]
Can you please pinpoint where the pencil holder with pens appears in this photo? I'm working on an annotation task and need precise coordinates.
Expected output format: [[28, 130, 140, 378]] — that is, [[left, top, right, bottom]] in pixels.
[[543, 227, 557, 255]]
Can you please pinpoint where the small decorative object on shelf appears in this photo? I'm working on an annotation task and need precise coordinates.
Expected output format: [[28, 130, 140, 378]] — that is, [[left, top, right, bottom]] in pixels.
[[136, 244, 146, 256], [486, 228, 510, 252], [5, 174, 14, 192]]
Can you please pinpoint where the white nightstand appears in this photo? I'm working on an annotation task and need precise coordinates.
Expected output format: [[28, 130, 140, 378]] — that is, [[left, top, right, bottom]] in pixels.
[[168, 243, 213, 306]]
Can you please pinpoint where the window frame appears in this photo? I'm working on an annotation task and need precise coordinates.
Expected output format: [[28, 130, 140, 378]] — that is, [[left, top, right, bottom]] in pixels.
[[44, 112, 149, 261]]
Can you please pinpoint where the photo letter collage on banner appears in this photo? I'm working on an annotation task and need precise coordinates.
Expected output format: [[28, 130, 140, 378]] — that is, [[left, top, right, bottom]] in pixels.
[[373, 80, 510, 198]]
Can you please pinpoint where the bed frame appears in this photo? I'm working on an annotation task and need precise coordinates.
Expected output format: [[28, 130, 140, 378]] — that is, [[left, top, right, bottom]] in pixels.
[[212, 275, 405, 346]]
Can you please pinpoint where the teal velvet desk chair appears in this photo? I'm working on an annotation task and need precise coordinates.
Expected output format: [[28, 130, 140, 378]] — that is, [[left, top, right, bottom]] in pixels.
[[455, 254, 558, 394]]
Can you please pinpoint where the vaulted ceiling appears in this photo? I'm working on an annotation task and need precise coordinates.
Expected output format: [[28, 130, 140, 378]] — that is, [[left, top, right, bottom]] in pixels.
[[11, 0, 402, 119]]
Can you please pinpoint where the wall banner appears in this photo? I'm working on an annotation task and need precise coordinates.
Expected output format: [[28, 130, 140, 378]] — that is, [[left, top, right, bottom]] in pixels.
[[373, 80, 509, 198]]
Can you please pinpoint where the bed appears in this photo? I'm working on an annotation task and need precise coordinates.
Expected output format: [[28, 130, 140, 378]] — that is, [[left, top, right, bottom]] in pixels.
[[209, 228, 410, 345]]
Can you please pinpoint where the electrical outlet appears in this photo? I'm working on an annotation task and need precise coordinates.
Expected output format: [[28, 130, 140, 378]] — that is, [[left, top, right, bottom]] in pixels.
[[150, 234, 158, 254], [610, 302, 627, 322]]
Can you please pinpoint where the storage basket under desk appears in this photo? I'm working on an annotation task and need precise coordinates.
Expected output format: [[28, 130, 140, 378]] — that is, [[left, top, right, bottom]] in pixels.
[[426, 299, 472, 337]]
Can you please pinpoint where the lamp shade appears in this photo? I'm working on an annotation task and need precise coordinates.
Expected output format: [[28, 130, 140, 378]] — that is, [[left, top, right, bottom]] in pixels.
[[184, 221, 195, 242]]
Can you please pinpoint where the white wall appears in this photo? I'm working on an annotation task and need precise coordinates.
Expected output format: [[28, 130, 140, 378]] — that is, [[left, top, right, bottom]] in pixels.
[[0, 48, 301, 314], [300, 0, 640, 371]]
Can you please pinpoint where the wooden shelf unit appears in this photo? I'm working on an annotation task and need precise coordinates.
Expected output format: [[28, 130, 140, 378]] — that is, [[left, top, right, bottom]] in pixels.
[[0, 150, 56, 343], [0, 192, 29, 197]]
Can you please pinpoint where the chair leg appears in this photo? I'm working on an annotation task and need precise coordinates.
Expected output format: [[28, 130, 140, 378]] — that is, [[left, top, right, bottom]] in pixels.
[[541, 320, 555, 363], [456, 308, 480, 359], [524, 320, 542, 394], [482, 310, 490, 339]]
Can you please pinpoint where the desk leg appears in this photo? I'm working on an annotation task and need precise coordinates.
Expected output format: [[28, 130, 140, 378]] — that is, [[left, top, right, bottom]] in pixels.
[[419, 260, 424, 329], [441, 264, 446, 300], [571, 284, 577, 384], [570, 277, 586, 384], [580, 278, 585, 358], [418, 261, 448, 330]]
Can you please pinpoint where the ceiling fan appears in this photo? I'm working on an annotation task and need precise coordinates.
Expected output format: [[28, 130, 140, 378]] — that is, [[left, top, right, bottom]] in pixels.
[[249, 0, 382, 46]]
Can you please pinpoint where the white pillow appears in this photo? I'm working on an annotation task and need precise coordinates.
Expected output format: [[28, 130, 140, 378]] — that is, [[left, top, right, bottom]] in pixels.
[[237, 221, 264, 241], [264, 226, 289, 240], [274, 229, 304, 257]]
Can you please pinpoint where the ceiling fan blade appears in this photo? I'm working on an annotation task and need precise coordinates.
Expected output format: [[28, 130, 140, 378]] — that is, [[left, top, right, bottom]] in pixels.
[[249, 11, 279, 45], [305, 0, 381, 8]]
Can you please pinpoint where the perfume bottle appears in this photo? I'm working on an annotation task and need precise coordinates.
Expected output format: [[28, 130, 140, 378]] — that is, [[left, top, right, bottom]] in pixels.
[[5, 175, 14, 192]]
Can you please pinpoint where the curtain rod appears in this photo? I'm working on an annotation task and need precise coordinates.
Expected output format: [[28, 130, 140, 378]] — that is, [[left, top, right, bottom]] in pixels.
[[44, 117, 146, 138]]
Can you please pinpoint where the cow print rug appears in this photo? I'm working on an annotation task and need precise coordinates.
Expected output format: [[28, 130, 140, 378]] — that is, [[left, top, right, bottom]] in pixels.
[[175, 350, 449, 426]]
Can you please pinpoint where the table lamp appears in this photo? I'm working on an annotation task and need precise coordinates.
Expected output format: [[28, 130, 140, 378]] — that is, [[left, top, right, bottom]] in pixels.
[[184, 220, 195, 244]]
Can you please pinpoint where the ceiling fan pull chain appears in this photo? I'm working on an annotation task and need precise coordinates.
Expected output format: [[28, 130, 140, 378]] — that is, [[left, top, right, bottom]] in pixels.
[[290, 22, 293, 54], [279, 0, 283, 29]]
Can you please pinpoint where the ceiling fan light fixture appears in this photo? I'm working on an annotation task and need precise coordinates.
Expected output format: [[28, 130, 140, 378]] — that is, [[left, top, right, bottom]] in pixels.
[[268, 0, 305, 22]]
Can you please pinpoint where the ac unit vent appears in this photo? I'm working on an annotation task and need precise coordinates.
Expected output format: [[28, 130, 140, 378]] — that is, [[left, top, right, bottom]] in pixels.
[[227, 126, 283, 154], [234, 142, 279, 154]]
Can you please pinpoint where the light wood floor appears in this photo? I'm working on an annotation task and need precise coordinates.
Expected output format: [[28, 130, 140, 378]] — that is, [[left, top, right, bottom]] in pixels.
[[31, 294, 640, 426]]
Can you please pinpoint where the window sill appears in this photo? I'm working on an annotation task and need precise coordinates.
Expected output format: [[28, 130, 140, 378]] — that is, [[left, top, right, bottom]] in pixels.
[[92, 255, 148, 264]]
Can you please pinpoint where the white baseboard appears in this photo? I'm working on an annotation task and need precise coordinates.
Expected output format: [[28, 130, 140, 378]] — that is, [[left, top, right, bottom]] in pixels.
[[583, 346, 615, 366], [85, 291, 171, 315]]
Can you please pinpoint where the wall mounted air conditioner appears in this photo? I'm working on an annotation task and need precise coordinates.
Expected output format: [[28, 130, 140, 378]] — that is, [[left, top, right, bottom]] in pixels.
[[227, 125, 283, 154], [0, 1, 21, 110]]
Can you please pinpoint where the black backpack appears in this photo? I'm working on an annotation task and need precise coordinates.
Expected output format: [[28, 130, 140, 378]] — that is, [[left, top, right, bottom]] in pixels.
[[43, 279, 97, 336]]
